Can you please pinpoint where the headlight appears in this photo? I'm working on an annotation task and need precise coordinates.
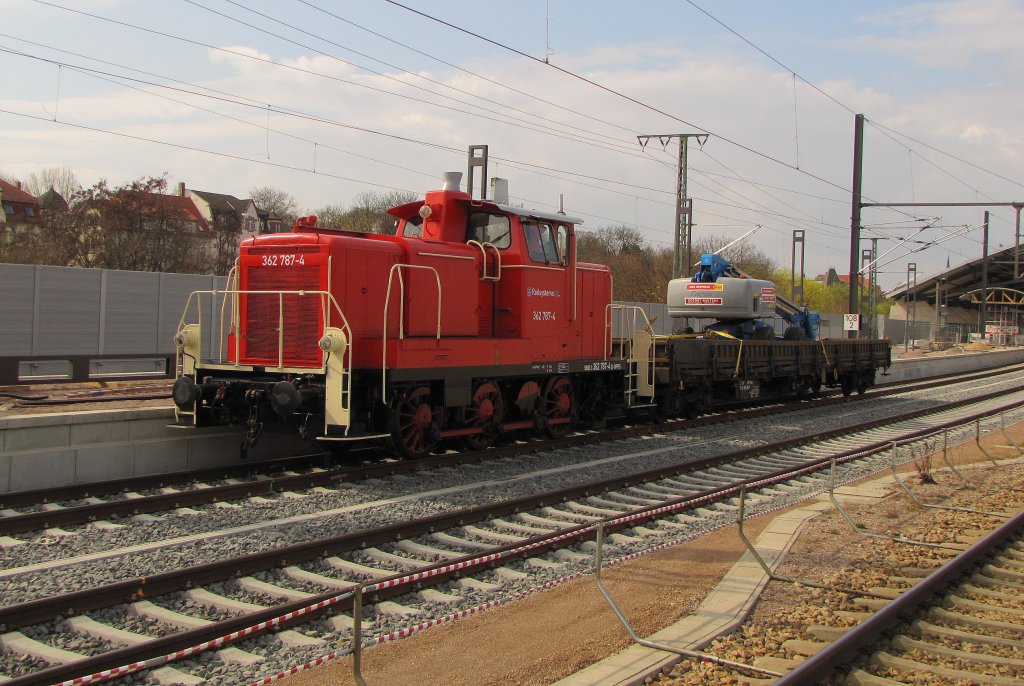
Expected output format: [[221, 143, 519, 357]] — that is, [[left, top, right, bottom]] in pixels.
[[318, 331, 347, 356]]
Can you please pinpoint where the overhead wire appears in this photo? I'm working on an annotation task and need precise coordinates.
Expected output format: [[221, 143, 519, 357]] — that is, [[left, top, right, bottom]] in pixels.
[[17, 0, 1007, 273], [20, 0, 886, 250], [0, 107, 421, 195], [379, 0, 859, 197], [294, 0, 640, 137], [0, 42, 682, 206], [684, 0, 1018, 201], [190, 0, 641, 154], [28, 0, 645, 158], [0, 46, 687, 240], [869, 119, 1024, 193], [377, 0, 975, 257]]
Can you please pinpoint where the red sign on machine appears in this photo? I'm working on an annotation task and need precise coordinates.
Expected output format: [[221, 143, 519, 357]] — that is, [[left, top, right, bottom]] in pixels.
[[761, 287, 776, 304], [684, 297, 724, 305], [686, 283, 724, 291]]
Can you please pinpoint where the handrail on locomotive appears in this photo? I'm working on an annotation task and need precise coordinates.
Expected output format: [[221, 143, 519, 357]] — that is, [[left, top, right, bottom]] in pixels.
[[381, 263, 442, 404]]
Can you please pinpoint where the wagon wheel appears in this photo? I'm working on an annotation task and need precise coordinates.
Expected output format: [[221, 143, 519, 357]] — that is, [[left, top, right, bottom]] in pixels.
[[840, 374, 854, 397], [459, 380, 504, 450], [539, 375, 575, 439], [857, 372, 870, 395], [389, 385, 440, 459]]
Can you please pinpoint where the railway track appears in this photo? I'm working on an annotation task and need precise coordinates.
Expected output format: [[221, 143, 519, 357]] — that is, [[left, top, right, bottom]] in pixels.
[[2, 381, 1024, 684], [781, 511, 1024, 685], [652, 455, 1024, 686], [1, 363, 1019, 539]]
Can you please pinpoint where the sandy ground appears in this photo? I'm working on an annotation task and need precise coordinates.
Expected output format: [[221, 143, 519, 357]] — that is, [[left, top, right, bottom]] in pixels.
[[278, 420, 1024, 686]]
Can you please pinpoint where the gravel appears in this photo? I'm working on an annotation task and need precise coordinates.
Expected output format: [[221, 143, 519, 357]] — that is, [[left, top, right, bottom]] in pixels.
[[3, 374, 1024, 684]]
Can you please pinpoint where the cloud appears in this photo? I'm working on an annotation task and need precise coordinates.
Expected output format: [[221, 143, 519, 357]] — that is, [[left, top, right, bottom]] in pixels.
[[852, 0, 1024, 72], [4, 2, 1022, 285]]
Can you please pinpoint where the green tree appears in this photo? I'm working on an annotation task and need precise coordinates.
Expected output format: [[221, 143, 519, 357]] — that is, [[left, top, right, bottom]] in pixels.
[[314, 204, 348, 229], [771, 269, 852, 314]]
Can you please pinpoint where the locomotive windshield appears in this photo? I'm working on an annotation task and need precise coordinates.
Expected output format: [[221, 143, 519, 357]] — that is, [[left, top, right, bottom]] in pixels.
[[467, 212, 511, 248]]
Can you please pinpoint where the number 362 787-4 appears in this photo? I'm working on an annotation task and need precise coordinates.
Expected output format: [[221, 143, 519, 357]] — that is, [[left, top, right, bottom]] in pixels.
[[261, 254, 306, 267]]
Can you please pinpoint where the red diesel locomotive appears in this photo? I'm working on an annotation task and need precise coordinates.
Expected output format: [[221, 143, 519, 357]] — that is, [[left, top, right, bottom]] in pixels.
[[172, 171, 628, 458]]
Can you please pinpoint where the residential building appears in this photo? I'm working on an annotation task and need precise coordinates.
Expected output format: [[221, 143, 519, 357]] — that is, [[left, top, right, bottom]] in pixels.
[[178, 182, 284, 235], [0, 179, 40, 227]]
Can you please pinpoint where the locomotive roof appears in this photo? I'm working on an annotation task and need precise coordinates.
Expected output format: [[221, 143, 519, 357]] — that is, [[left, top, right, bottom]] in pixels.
[[500, 202, 584, 225], [388, 197, 583, 226]]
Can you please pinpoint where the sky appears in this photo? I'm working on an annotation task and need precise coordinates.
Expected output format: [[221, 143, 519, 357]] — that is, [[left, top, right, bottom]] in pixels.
[[2, 0, 1023, 291]]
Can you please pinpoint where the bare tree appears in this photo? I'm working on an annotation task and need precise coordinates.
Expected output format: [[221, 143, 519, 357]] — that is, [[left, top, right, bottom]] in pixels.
[[691, 233, 779, 280], [250, 186, 298, 225], [23, 166, 81, 200], [313, 204, 347, 229], [316, 190, 417, 234], [58, 177, 211, 273], [211, 211, 242, 275], [577, 225, 674, 302]]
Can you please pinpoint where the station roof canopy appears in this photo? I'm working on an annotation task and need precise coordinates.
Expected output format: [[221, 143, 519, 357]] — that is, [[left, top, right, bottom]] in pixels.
[[884, 243, 1024, 307]]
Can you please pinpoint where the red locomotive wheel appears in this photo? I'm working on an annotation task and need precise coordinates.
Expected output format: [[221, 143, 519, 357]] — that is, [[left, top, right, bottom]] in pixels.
[[459, 380, 504, 450], [390, 385, 439, 459], [540, 375, 575, 438]]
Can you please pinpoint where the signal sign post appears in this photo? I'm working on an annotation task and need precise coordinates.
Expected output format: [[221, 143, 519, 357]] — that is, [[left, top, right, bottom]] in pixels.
[[843, 314, 860, 336]]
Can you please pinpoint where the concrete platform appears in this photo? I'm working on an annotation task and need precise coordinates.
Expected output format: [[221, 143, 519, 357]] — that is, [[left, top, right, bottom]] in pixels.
[[884, 346, 1024, 383], [0, 407, 309, 493]]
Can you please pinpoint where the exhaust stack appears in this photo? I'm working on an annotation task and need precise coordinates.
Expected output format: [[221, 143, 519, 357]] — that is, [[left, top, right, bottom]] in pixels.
[[442, 172, 463, 191]]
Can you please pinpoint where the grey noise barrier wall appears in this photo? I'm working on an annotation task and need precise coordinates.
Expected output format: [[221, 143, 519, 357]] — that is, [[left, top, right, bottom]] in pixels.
[[0, 263, 227, 385]]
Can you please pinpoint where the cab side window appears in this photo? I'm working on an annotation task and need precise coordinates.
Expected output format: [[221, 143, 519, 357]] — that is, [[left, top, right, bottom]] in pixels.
[[399, 216, 422, 238], [467, 212, 511, 248], [556, 225, 569, 265], [523, 221, 563, 265]]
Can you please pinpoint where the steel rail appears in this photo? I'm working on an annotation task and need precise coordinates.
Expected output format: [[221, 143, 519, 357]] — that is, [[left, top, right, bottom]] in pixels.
[[4, 389, 1024, 685], [0, 364, 1018, 535], [773, 509, 1024, 686]]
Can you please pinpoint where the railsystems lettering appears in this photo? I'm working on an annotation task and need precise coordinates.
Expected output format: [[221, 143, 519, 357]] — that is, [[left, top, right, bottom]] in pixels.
[[527, 287, 560, 297]]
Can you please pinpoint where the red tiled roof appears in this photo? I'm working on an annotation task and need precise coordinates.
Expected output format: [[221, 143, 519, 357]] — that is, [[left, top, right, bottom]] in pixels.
[[159, 193, 210, 231], [0, 179, 39, 205], [113, 191, 210, 231]]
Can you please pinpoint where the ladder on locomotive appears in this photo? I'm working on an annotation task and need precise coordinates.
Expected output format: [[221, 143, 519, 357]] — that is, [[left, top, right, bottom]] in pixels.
[[607, 305, 656, 408]]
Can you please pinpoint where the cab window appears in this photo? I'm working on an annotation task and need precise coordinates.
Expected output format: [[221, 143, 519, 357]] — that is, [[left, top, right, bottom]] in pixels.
[[556, 225, 569, 265], [467, 212, 511, 248], [523, 221, 562, 265], [399, 216, 422, 238]]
